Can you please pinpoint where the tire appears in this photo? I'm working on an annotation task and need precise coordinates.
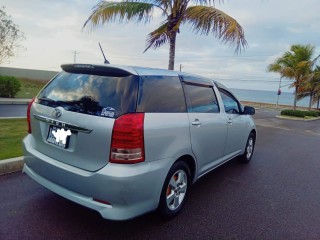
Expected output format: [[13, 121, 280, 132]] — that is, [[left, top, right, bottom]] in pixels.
[[239, 132, 255, 163], [158, 161, 190, 219]]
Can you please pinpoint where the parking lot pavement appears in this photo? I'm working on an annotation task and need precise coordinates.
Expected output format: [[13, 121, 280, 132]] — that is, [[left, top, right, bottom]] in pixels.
[[0, 104, 28, 118], [254, 109, 320, 135]]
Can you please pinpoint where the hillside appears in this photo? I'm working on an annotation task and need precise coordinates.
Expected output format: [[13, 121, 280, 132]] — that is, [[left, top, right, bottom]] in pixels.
[[0, 67, 58, 81]]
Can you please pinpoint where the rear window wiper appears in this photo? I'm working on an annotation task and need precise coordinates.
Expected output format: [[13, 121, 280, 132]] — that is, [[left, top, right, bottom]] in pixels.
[[37, 97, 66, 107], [37, 97, 56, 103]]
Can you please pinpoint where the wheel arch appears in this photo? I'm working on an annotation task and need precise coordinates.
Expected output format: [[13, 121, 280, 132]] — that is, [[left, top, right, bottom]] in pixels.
[[250, 129, 257, 140], [174, 154, 197, 183]]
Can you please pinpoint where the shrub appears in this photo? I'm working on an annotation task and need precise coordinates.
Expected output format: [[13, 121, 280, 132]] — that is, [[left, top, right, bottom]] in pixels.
[[305, 111, 319, 117], [0, 75, 21, 97], [281, 109, 305, 118], [281, 109, 319, 118]]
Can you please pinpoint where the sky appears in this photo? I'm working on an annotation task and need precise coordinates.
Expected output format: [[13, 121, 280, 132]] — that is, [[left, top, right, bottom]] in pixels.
[[1, 0, 320, 92]]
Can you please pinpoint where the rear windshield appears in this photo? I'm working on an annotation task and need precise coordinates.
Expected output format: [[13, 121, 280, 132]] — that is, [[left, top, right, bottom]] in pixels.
[[36, 72, 138, 118]]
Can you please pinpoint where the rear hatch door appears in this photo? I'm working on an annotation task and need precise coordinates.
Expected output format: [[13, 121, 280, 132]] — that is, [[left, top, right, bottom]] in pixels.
[[30, 65, 138, 171]]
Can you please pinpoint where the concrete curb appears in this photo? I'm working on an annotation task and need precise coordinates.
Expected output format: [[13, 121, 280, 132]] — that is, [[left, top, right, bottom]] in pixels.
[[0, 157, 24, 175], [276, 115, 320, 121], [0, 117, 26, 119]]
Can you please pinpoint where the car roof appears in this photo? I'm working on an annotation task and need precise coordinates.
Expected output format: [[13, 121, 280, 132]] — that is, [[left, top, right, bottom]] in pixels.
[[61, 63, 221, 87]]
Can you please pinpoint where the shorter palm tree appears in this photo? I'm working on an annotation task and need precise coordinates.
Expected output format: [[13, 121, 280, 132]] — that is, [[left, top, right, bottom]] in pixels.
[[268, 44, 315, 110], [298, 66, 320, 110]]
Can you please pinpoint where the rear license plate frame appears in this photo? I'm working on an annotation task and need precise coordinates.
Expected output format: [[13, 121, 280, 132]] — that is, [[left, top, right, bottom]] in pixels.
[[46, 126, 71, 149]]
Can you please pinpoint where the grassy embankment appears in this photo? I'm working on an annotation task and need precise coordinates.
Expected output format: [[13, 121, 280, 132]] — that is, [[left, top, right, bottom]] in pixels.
[[15, 77, 48, 99], [0, 119, 27, 160]]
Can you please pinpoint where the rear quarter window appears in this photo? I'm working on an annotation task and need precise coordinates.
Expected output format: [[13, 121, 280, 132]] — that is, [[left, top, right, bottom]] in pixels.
[[136, 76, 186, 113], [36, 72, 138, 118]]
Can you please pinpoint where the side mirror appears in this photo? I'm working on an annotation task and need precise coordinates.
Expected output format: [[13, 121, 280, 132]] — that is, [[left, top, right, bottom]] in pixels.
[[243, 106, 255, 115]]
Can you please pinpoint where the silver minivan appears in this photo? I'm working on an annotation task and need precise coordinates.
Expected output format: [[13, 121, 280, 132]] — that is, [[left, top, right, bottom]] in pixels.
[[23, 64, 256, 220]]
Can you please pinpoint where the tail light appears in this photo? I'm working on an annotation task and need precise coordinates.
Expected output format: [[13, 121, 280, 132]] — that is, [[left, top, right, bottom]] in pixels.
[[110, 113, 145, 164], [27, 97, 36, 134]]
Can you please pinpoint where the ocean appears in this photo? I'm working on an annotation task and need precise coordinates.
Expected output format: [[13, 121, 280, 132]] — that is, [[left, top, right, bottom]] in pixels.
[[231, 88, 319, 108]]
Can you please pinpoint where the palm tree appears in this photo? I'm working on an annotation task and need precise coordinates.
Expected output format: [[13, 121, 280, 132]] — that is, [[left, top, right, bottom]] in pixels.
[[268, 44, 315, 110], [83, 0, 247, 70], [298, 65, 320, 110]]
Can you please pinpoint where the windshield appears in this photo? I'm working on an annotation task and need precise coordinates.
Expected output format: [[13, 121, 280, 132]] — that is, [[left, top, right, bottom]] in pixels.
[[36, 71, 138, 118]]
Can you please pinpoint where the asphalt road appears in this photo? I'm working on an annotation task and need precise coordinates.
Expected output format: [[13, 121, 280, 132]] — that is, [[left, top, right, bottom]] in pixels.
[[1, 110, 320, 239], [0, 104, 28, 118]]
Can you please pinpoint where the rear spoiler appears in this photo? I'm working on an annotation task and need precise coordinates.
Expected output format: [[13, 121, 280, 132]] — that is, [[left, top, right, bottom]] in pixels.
[[61, 64, 134, 77]]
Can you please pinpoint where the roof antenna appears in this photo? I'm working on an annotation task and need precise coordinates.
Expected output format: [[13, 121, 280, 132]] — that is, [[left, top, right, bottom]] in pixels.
[[98, 43, 110, 64]]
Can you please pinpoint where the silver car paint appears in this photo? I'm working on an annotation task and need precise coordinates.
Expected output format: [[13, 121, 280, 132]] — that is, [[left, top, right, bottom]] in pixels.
[[187, 111, 228, 176], [23, 141, 174, 220], [213, 84, 256, 158], [23, 111, 194, 220]]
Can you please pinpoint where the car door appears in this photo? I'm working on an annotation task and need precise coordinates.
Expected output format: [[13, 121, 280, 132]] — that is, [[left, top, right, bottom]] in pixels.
[[218, 88, 249, 158], [183, 79, 228, 176]]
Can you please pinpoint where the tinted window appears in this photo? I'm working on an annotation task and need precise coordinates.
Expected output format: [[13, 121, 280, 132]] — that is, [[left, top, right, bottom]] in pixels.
[[37, 72, 138, 118], [219, 89, 240, 114], [136, 76, 186, 113], [184, 84, 219, 113]]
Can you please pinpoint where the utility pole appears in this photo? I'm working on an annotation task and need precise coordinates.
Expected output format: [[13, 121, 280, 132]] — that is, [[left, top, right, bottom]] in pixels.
[[179, 64, 183, 72], [72, 50, 79, 63], [276, 76, 282, 108]]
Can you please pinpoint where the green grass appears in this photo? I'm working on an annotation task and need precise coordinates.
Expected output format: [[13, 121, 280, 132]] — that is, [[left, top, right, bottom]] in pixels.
[[0, 119, 27, 160], [15, 77, 48, 98]]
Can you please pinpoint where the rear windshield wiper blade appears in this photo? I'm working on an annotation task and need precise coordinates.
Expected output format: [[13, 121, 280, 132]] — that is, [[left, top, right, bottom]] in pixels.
[[37, 97, 56, 103], [37, 97, 68, 108]]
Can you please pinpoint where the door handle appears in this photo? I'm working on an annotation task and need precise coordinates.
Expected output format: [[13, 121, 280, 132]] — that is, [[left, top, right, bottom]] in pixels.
[[192, 119, 202, 126], [227, 118, 233, 124]]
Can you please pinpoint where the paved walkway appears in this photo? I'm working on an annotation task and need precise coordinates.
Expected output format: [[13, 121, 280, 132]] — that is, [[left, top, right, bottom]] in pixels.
[[0, 98, 31, 105]]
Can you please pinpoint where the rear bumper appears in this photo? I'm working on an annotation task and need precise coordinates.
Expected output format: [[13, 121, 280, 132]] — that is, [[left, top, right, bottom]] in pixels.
[[23, 135, 172, 220]]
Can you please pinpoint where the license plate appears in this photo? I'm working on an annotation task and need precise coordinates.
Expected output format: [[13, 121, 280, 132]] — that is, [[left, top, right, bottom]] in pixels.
[[47, 126, 71, 149]]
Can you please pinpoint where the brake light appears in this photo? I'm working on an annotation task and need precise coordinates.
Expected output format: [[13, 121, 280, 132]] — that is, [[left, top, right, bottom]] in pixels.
[[93, 198, 112, 206], [27, 97, 36, 134], [110, 113, 145, 164]]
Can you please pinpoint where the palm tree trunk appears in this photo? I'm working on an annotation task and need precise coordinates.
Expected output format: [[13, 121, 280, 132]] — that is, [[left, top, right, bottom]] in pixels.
[[308, 93, 313, 111], [168, 31, 177, 71], [293, 86, 298, 110], [308, 92, 313, 110]]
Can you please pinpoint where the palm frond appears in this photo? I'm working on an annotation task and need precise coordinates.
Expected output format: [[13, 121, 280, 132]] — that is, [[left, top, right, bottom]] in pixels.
[[144, 21, 170, 52], [268, 63, 282, 73], [129, 0, 171, 16], [189, 0, 223, 6], [281, 66, 295, 79], [290, 44, 315, 62], [267, 45, 316, 82], [183, 6, 247, 53], [83, 1, 155, 30]]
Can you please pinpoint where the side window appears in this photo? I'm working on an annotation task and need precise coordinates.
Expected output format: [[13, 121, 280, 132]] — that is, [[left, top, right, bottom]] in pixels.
[[136, 76, 186, 113], [219, 89, 240, 114], [184, 83, 219, 113]]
